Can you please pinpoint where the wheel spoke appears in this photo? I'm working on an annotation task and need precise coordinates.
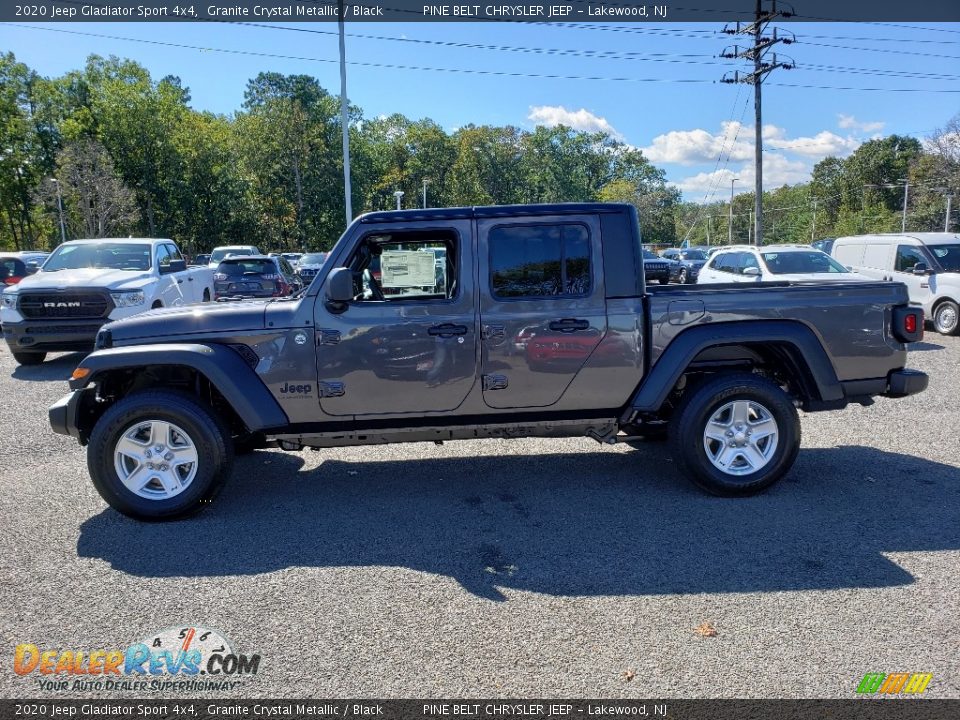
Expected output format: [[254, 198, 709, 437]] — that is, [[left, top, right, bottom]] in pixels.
[[119, 463, 152, 493], [171, 443, 198, 468], [749, 417, 778, 441], [731, 400, 751, 426], [741, 443, 766, 470], [717, 446, 742, 468], [149, 421, 173, 447], [704, 421, 729, 443], [115, 435, 148, 460], [154, 469, 181, 496]]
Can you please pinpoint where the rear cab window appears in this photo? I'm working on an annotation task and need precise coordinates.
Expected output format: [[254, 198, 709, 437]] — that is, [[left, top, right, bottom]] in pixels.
[[489, 223, 591, 299]]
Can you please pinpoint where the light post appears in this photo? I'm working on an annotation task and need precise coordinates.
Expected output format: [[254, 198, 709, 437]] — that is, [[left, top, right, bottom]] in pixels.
[[52, 178, 66, 243], [729, 177, 738, 245], [945, 194, 953, 233], [394, 190, 404, 210], [899, 179, 909, 233], [422, 179, 429, 209]]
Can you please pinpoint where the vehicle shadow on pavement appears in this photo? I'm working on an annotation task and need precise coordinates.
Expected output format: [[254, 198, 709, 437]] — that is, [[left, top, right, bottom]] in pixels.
[[76, 444, 960, 601], [9, 351, 86, 381], [907, 341, 945, 352]]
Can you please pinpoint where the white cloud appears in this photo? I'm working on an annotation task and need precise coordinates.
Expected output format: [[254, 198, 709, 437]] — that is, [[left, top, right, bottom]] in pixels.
[[766, 128, 861, 158], [527, 105, 623, 140], [838, 114, 885, 133], [642, 121, 753, 166], [674, 153, 812, 200]]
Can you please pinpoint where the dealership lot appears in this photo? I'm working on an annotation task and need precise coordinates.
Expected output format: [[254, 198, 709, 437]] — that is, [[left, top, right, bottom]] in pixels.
[[0, 337, 958, 698]]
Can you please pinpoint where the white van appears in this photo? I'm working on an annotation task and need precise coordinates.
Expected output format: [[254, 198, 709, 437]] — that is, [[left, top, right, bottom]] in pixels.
[[832, 232, 960, 335]]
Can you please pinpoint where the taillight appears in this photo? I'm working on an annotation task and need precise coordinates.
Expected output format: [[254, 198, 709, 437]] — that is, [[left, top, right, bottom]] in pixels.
[[214, 272, 228, 281], [3, 277, 19, 285], [892, 306, 923, 343]]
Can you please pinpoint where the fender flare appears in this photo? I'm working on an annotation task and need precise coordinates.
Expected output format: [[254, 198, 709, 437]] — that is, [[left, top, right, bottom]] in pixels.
[[70, 343, 289, 432], [622, 320, 843, 421]]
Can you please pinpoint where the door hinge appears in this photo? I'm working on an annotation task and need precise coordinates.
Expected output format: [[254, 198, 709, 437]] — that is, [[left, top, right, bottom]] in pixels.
[[318, 381, 345, 398], [482, 374, 508, 391]]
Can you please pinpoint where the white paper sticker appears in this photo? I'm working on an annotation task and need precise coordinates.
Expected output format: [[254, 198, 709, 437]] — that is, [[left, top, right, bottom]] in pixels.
[[380, 251, 436, 287]]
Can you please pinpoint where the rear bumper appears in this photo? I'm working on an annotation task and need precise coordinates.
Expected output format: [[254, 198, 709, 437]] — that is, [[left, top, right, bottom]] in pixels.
[[839, 368, 929, 403], [3, 318, 103, 352]]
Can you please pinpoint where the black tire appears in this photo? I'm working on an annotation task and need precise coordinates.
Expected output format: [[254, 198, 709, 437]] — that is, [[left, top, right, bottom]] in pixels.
[[932, 299, 959, 336], [12, 351, 47, 366], [87, 389, 233, 520], [202, 288, 211, 302], [668, 372, 801, 497], [151, 300, 163, 309], [658, 277, 670, 285], [678, 268, 688, 284]]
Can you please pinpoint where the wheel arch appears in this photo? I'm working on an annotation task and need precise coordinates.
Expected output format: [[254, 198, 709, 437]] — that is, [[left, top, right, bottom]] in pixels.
[[70, 343, 288, 439], [621, 320, 843, 423]]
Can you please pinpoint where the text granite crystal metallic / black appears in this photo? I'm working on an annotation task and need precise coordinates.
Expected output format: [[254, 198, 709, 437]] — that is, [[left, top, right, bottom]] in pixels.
[[47, 203, 929, 519]]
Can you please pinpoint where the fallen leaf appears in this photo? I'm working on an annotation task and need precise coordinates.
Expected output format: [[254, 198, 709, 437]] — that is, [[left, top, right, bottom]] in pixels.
[[694, 621, 718, 638], [622, 668, 636, 682]]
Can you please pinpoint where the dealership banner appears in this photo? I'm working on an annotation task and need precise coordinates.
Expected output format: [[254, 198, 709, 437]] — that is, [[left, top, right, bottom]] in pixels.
[[2, 0, 959, 23], [2, 700, 959, 719]]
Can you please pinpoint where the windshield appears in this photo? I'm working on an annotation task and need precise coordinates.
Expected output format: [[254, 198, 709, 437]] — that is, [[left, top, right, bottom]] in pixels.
[[929, 245, 960, 272], [300, 253, 328, 265], [679, 250, 707, 261], [641, 249, 659, 260], [43, 243, 152, 272], [760, 250, 848, 275], [210, 247, 257, 263]]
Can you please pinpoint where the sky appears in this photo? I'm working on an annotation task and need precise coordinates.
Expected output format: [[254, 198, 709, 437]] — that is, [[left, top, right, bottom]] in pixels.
[[1, 18, 958, 203]]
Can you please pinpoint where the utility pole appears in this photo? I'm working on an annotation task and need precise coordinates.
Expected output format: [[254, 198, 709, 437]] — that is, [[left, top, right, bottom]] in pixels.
[[810, 197, 817, 242], [729, 177, 738, 245], [721, 1, 795, 246], [52, 178, 66, 243], [947, 194, 954, 232], [338, 0, 353, 228], [706, 216, 712, 245]]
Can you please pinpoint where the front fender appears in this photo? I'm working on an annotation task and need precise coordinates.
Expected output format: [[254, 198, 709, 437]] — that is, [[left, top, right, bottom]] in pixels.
[[70, 343, 289, 432]]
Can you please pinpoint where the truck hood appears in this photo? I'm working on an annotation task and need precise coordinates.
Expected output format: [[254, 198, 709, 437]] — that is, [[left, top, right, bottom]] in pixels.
[[105, 301, 268, 342], [17, 268, 153, 291]]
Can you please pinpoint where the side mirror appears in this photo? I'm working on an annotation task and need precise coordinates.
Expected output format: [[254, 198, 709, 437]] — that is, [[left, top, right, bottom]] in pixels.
[[912, 263, 930, 276], [325, 267, 354, 306], [162, 259, 186, 274], [742, 266, 761, 277]]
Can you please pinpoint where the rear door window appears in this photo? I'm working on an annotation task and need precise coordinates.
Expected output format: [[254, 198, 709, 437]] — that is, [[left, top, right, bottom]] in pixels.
[[489, 223, 592, 298]]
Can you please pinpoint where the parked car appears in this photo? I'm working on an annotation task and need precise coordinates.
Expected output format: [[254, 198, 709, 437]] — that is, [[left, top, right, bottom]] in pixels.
[[0, 256, 30, 286], [208, 245, 261, 267], [281, 253, 303, 267], [1, 238, 214, 365], [660, 247, 709, 284], [295, 252, 328, 283], [698, 245, 867, 285], [641, 247, 672, 285], [811, 238, 835, 255], [193, 253, 211, 266], [832, 232, 960, 335], [17, 251, 49, 273], [213, 255, 300, 300], [49, 203, 926, 519]]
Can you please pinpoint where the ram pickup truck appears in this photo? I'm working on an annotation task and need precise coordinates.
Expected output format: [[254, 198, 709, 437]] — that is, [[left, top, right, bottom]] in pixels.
[[2, 238, 214, 366], [48, 203, 927, 520]]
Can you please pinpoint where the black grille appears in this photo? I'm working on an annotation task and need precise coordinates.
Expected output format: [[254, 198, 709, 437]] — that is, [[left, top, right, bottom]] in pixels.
[[19, 292, 112, 319], [26, 324, 102, 335]]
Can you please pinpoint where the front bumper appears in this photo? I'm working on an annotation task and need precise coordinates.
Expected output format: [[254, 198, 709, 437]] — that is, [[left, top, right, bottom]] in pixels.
[[3, 318, 105, 352], [49, 387, 96, 442]]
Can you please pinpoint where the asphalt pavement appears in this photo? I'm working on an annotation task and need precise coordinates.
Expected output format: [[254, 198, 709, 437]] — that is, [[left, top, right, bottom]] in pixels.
[[1, 336, 958, 698]]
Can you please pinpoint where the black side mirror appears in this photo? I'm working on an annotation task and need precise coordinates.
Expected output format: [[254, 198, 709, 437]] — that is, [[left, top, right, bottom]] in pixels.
[[912, 263, 930, 276], [162, 259, 186, 274], [325, 267, 353, 311]]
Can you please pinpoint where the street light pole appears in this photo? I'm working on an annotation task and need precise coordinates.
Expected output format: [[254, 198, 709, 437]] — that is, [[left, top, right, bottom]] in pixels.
[[422, 179, 429, 209], [337, 0, 353, 227], [52, 178, 66, 243], [394, 190, 404, 210], [728, 178, 738, 245], [945, 194, 953, 233], [900, 180, 909, 233]]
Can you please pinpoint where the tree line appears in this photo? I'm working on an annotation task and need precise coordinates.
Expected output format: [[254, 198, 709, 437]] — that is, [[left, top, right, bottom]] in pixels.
[[1, 51, 956, 255]]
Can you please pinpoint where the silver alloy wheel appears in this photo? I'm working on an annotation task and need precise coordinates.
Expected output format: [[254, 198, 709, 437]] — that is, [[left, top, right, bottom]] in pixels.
[[935, 304, 957, 333], [113, 420, 199, 500], [702, 399, 779, 477]]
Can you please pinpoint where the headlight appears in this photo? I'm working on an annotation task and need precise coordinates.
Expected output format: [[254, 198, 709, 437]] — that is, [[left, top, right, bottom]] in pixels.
[[110, 290, 146, 307], [0, 292, 17, 309]]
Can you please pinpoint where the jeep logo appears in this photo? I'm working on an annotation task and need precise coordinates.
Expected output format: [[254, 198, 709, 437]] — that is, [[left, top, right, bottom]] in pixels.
[[279, 382, 312, 395], [43, 301, 81, 308]]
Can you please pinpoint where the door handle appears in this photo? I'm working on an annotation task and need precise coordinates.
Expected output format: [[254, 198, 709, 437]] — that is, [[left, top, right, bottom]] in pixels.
[[187, 277, 194, 281], [428, 323, 468, 337], [549, 318, 590, 333]]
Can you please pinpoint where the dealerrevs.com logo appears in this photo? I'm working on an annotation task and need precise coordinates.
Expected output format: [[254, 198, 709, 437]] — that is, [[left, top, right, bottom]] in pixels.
[[14, 626, 261, 692], [856, 673, 933, 695]]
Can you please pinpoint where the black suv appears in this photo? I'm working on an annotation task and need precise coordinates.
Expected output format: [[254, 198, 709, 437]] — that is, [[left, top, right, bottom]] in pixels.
[[213, 255, 300, 300]]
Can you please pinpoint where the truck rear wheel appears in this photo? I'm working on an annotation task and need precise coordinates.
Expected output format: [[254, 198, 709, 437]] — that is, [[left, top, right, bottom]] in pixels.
[[668, 373, 800, 497], [12, 351, 47, 366], [87, 389, 233, 520]]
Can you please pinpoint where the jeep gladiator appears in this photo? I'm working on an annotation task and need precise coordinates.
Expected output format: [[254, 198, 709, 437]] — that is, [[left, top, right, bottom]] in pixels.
[[48, 203, 928, 519]]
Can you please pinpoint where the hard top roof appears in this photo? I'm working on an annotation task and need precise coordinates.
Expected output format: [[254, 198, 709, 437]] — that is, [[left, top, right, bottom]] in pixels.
[[359, 202, 633, 224]]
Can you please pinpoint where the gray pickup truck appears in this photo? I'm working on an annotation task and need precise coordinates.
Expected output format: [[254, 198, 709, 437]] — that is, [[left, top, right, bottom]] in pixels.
[[49, 203, 927, 519]]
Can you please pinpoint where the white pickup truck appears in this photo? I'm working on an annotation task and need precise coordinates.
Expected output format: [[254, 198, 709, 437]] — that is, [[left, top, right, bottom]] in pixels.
[[1, 238, 213, 366]]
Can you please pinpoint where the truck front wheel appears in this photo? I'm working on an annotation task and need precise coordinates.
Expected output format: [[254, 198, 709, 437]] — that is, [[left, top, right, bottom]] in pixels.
[[87, 389, 233, 520], [12, 351, 47, 366], [668, 373, 800, 497], [933, 299, 959, 335]]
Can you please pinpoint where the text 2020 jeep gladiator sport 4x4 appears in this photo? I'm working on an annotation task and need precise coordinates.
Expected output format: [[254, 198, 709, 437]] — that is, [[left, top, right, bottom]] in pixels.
[[48, 204, 928, 519]]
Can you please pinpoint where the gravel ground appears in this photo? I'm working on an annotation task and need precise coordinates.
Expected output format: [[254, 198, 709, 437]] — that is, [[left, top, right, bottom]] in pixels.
[[0, 336, 957, 699]]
